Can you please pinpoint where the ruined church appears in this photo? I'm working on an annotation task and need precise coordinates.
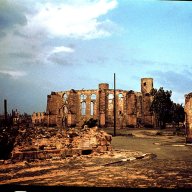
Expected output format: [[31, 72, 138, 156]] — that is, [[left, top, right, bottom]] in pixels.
[[32, 78, 155, 128]]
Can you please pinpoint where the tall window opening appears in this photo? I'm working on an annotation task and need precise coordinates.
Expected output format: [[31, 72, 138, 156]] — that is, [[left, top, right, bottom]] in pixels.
[[90, 102, 94, 116], [90, 94, 96, 116], [108, 94, 114, 113], [91, 94, 96, 100], [118, 93, 124, 114], [63, 93, 68, 102], [80, 94, 87, 101], [81, 101, 86, 115], [80, 94, 87, 116]]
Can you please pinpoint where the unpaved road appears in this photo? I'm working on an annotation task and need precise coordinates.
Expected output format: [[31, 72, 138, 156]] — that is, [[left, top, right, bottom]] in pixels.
[[111, 131, 192, 160]]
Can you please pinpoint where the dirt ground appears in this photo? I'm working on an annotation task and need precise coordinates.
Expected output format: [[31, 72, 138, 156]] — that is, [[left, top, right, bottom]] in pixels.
[[1, 127, 192, 191], [110, 128, 192, 160]]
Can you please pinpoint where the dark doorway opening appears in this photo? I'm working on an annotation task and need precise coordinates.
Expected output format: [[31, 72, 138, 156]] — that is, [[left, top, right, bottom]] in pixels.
[[82, 149, 92, 155]]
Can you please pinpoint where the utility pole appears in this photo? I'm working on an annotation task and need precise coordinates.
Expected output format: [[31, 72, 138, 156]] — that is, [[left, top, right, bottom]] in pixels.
[[114, 73, 116, 136], [4, 99, 8, 126]]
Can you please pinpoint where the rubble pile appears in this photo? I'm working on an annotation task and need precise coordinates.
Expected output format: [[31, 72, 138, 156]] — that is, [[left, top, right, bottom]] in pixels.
[[11, 126, 112, 161]]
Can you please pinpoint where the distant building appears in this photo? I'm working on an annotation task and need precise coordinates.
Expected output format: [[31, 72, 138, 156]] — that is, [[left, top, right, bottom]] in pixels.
[[0, 108, 20, 127], [37, 78, 155, 128], [32, 112, 45, 125], [12, 109, 19, 125]]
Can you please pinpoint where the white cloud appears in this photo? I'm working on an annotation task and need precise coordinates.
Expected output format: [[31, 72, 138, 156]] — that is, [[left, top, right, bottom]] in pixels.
[[0, 70, 27, 79], [52, 46, 74, 53], [26, 0, 118, 39], [0, 0, 119, 70]]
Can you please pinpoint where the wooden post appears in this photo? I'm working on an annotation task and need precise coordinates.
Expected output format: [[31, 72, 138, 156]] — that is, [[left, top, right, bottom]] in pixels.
[[114, 73, 116, 136], [4, 99, 7, 126]]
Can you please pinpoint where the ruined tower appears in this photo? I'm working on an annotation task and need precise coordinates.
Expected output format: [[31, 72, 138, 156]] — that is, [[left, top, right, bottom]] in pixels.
[[141, 78, 153, 94], [46, 92, 63, 126], [141, 78, 154, 127]]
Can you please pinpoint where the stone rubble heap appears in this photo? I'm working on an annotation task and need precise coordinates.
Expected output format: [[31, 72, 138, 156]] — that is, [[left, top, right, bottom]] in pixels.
[[11, 126, 112, 161]]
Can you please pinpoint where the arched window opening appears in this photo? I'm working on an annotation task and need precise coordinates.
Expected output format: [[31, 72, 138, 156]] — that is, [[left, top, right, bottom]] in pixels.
[[91, 94, 96, 100], [118, 93, 124, 115], [80, 94, 87, 101], [108, 94, 114, 104], [81, 101, 86, 115], [108, 94, 114, 113]]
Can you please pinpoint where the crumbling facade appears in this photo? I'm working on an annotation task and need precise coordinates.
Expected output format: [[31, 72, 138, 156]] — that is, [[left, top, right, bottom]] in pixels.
[[184, 93, 192, 143], [39, 78, 155, 128], [32, 112, 45, 125]]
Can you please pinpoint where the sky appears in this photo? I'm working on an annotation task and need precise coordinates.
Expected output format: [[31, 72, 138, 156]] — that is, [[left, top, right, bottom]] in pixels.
[[0, 0, 192, 114]]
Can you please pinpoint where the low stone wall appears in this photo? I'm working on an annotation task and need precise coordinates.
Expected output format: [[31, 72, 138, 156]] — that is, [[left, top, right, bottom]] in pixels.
[[11, 126, 112, 161]]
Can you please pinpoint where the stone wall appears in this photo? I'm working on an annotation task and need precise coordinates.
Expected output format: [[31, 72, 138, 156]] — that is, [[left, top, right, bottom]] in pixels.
[[184, 93, 192, 143], [141, 78, 154, 126], [32, 112, 45, 125], [35, 78, 154, 128]]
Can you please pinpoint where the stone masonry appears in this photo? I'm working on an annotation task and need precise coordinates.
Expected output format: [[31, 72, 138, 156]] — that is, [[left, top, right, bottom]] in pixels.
[[33, 78, 154, 128], [31, 112, 45, 125], [184, 93, 192, 143], [32, 78, 155, 128], [11, 126, 112, 161]]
